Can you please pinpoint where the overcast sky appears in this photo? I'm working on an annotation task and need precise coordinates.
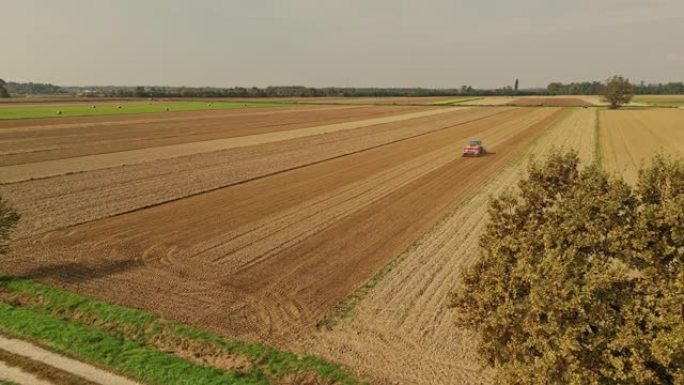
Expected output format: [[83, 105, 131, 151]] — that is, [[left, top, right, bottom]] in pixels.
[[2, 0, 683, 88]]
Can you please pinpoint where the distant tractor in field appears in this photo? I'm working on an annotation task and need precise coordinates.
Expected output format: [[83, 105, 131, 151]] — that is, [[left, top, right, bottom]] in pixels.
[[462, 139, 486, 157]]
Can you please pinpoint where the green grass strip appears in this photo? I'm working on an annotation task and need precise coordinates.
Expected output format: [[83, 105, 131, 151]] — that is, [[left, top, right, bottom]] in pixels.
[[594, 108, 603, 167], [429, 97, 483, 105], [0, 101, 291, 120], [0, 277, 365, 385], [0, 303, 268, 385]]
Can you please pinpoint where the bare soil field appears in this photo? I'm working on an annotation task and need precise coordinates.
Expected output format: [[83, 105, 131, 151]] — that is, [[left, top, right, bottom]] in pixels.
[[601, 108, 684, 183], [0, 105, 426, 166], [5, 106, 565, 349], [508, 97, 592, 107], [1, 107, 495, 238], [303, 108, 596, 385], [0, 107, 455, 183]]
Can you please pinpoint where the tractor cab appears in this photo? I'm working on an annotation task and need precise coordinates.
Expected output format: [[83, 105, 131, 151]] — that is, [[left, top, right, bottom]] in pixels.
[[463, 139, 486, 157]]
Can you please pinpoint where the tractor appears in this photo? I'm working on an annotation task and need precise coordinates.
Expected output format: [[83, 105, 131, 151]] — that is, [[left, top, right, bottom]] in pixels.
[[462, 139, 486, 157]]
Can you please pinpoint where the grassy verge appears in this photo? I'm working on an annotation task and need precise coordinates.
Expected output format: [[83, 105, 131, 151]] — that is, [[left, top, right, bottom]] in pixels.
[[0, 277, 366, 385], [0, 381, 19, 385], [594, 108, 603, 167], [0, 101, 291, 120], [0, 348, 98, 385], [429, 97, 483, 105], [319, 108, 575, 328]]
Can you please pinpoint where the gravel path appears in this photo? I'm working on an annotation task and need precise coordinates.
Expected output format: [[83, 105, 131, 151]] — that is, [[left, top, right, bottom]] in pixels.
[[0, 360, 54, 385], [0, 335, 140, 385]]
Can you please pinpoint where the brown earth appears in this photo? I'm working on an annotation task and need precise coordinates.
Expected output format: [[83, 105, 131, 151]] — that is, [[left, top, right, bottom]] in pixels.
[[6, 107, 565, 347], [0, 104, 428, 166], [508, 97, 592, 107], [1, 107, 496, 238]]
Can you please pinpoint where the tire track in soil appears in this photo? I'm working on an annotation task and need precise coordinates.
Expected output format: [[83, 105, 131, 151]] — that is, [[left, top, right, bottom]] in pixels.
[[0, 361, 54, 385]]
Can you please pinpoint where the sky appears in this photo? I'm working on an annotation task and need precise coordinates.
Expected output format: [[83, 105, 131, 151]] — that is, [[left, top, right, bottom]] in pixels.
[[2, 0, 683, 89]]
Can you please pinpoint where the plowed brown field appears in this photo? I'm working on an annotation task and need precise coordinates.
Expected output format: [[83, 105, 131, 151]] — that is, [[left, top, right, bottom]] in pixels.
[[5, 106, 565, 349], [0, 104, 427, 169], [601, 108, 684, 182], [1, 107, 494, 237]]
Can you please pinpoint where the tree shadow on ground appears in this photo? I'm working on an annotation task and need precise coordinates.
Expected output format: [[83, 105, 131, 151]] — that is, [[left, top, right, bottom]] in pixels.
[[19, 259, 143, 284]]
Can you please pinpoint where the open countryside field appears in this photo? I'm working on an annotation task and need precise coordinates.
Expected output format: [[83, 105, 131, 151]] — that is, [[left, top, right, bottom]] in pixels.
[[457, 96, 596, 106], [507, 97, 592, 107], [0, 100, 291, 120], [2, 99, 683, 385], [304, 107, 597, 385], [601, 108, 684, 182], [633, 95, 684, 106], [3, 104, 566, 345]]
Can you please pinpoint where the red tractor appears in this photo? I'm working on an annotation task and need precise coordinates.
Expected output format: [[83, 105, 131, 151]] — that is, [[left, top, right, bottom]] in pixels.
[[462, 139, 486, 157]]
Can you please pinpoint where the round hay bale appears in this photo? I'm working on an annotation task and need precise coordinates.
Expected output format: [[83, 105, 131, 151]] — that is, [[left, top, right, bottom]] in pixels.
[[57, 110, 62, 115], [91, 105, 96, 109], [117, 105, 122, 109]]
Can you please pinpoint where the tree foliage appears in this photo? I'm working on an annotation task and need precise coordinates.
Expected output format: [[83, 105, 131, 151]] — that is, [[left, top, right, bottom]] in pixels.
[[0, 78, 10, 98], [601, 75, 635, 109], [451, 151, 684, 385], [0, 196, 19, 255], [3, 81, 66, 96]]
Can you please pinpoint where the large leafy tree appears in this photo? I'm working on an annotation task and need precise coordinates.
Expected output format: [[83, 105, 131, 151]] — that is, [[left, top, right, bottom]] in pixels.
[[451, 152, 684, 385], [0, 79, 10, 98], [601, 75, 634, 109]]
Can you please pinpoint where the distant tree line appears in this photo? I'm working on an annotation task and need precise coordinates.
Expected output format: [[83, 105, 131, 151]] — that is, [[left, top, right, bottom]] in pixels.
[[3, 79, 684, 98], [547, 81, 684, 95], [89, 85, 540, 98], [4, 81, 68, 95], [0, 79, 10, 98]]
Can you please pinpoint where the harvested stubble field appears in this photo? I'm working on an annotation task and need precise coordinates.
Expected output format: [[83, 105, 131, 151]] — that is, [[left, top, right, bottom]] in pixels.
[[633, 95, 684, 106], [601, 108, 684, 183], [508, 97, 593, 107]]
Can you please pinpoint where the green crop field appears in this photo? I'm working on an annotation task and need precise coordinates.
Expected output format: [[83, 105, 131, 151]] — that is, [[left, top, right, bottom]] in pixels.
[[0, 101, 291, 120]]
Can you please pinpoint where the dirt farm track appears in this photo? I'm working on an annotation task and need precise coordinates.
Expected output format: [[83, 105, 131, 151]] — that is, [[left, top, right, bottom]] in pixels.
[[2, 102, 684, 385]]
